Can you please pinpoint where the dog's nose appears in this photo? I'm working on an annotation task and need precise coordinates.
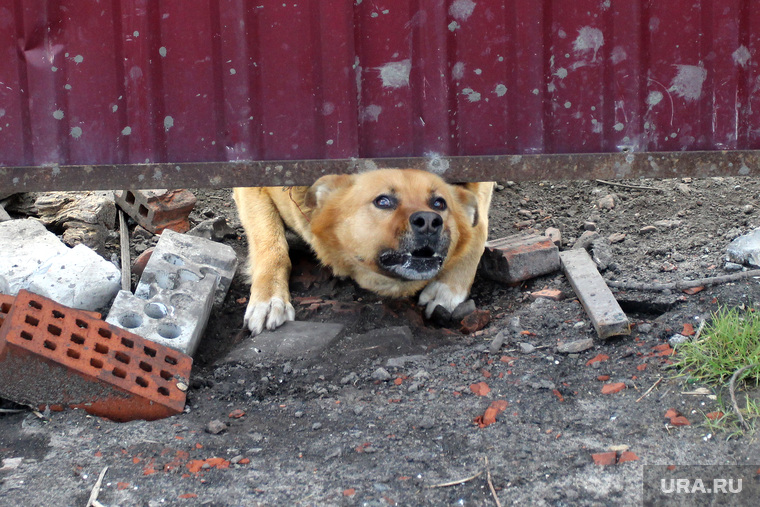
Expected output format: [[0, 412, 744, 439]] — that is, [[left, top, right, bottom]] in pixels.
[[410, 211, 443, 236]]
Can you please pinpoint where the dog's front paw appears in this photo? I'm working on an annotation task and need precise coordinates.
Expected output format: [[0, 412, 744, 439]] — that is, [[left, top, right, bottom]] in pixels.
[[418, 281, 468, 318], [244, 297, 296, 336]]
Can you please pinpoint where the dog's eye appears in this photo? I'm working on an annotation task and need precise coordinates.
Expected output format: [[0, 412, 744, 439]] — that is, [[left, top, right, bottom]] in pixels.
[[431, 197, 447, 211], [373, 195, 396, 209]]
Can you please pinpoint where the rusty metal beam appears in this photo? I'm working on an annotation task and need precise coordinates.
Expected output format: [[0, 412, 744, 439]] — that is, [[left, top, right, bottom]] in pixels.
[[1, 150, 759, 193]]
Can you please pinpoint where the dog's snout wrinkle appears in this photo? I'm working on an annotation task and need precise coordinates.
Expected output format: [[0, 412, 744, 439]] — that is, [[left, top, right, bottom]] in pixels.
[[410, 211, 442, 236]]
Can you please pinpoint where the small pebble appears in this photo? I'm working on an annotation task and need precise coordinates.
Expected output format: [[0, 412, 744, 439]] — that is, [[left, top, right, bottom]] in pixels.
[[519, 342, 536, 354], [371, 367, 391, 381], [206, 419, 227, 435], [669, 334, 690, 346]]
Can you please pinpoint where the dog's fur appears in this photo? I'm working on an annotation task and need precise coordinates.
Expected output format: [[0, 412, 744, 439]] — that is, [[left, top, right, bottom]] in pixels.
[[233, 169, 493, 335]]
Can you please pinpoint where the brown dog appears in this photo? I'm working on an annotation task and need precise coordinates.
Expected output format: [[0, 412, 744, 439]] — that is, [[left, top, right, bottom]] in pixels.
[[233, 169, 493, 335]]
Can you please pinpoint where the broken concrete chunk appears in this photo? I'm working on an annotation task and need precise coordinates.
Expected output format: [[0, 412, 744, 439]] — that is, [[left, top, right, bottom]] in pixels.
[[725, 228, 760, 268], [479, 234, 560, 284], [0, 219, 71, 295], [560, 249, 630, 339], [27, 244, 121, 312]]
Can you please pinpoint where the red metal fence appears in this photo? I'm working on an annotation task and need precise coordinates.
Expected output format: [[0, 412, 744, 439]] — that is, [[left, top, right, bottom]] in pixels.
[[1, 0, 759, 191]]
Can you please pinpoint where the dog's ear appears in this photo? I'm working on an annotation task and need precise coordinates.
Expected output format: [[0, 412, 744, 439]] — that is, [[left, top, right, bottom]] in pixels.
[[452, 185, 479, 227], [305, 174, 354, 209]]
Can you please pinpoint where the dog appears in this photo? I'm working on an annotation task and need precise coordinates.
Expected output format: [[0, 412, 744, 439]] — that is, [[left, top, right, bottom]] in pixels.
[[233, 169, 493, 335]]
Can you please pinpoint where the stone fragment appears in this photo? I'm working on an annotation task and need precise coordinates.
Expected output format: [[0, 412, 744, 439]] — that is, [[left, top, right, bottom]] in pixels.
[[726, 228, 760, 267], [459, 309, 490, 334], [557, 338, 594, 354], [545, 227, 561, 246], [597, 194, 618, 210], [220, 321, 344, 363]]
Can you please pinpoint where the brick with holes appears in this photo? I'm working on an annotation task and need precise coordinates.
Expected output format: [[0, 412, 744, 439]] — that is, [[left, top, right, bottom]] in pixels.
[[0, 290, 192, 422], [114, 189, 196, 234]]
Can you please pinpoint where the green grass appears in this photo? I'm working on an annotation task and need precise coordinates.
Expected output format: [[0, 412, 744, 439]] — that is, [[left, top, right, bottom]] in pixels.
[[673, 305, 760, 435], [673, 306, 760, 385]]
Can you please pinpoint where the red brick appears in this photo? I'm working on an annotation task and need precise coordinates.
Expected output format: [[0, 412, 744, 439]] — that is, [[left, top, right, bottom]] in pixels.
[[114, 189, 196, 234], [0, 290, 192, 422], [618, 451, 639, 463], [479, 234, 560, 284], [591, 452, 617, 466], [459, 309, 491, 334], [529, 289, 565, 301], [601, 382, 626, 394]]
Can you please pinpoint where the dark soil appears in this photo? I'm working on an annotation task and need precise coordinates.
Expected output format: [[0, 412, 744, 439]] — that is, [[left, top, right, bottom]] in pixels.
[[2, 175, 760, 506]]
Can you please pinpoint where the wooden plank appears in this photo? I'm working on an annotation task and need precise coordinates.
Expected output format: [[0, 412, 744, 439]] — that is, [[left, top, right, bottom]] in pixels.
[[560, 249, 630, 339]]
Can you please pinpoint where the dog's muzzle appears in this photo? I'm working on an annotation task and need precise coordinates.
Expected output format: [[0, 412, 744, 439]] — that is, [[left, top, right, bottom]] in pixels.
[[377, 211, 449, 281]]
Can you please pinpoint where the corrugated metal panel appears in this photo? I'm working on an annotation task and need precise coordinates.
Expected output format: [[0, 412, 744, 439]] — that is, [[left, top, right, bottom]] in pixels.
[[1, 0, 759, 190]]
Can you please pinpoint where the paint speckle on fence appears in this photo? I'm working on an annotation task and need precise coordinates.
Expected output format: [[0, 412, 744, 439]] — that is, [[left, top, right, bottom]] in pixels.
[[360, 105, 382, 123], [573, 26, 604, 61], [122, 126, 132, 136], [494, 84, 507, 97], [53, 110, 64, 120], [669, 64, 707, 102], [732, 45, 750, 67], [73, 55, 84, 64], [379, 60, 411, 88], [462, 88, 481, 102], [164, 116, 174, 132], [449, 0, 476, 21], [70, 127, 82, 139], [159, 47, 167, 57], [647, 91, 664, 107], [452, 62, 465, 81]]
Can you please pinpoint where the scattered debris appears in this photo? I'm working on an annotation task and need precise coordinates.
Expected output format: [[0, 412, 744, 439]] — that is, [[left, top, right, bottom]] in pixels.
[[479, 234, 560, 284], [114, 189, 197, 234], [473, 400, 508, 428], [560, 249, 630, 339]]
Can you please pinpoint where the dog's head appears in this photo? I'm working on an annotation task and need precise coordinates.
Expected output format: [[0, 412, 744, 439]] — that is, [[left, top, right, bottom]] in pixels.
[[303, 169, 479, 296]]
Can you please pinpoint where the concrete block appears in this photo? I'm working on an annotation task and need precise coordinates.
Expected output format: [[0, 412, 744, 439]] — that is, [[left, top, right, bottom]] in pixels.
[[140, 229, 238, 306], [114, 189, 196, 234], [220, 321, 345, 363], [0, 290, 192, 422], [560, 249, 630, 339], [27, 244, 121, 312], [479, 234, 560, 284], [106, 229, 237, 355], [0, 219, 70, 295]]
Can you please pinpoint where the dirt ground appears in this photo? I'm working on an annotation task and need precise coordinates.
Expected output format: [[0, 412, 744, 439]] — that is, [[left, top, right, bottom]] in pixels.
[[2, 174, 760, 506]]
